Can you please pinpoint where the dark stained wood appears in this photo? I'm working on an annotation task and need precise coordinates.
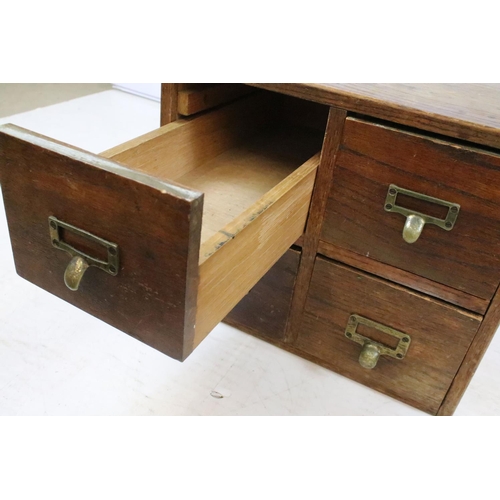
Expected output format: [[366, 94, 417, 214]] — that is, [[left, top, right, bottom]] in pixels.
[[247, 83, 500, 150], [438, 283, 500, 415], [279, 94, 330, 132], [296, 256, 481, 415], [0, 124, 203, 361], [317, 240, 489, 314], [294, 235, 304, 247], [321, 116, 500, 301], [223, 249, 301, 341], [284, 107, 347, 343], [177, 84, 256, 116], [160, 84, 178, 125], [2, 83, 498, 414]]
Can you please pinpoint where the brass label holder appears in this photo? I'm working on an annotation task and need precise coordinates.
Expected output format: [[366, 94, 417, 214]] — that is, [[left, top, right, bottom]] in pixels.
[[345, 314, 411, 369], [49, 216, 119, 291], [384, 184, 460, 243]]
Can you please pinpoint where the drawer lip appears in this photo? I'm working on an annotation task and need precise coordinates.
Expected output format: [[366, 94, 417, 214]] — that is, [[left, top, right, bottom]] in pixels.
[[321, 115, 500, 301], [296, 255, 482, 415], [0, 99, 321, 361]]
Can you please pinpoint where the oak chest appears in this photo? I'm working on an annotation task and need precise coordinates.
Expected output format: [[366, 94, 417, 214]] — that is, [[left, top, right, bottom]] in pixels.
[[2, 83, 500, 415]]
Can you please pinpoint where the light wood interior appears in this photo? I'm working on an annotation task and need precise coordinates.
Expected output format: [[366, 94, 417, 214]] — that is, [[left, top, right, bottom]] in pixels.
[[102, 92, 325, 255], [175, 127, 321, 244], [194, 152, 320, 346], [101, 91, 326, 349]]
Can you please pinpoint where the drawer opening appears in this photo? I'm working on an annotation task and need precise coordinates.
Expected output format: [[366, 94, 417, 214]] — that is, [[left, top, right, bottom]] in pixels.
[[102, 92, 325, 261]]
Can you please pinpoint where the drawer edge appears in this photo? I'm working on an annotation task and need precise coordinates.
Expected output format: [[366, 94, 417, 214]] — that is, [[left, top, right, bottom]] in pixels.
[[317, 240, 490, 315]]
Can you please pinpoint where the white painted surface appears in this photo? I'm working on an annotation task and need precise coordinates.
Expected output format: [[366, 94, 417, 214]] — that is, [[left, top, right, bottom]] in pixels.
[[0, 89, 498, 415]]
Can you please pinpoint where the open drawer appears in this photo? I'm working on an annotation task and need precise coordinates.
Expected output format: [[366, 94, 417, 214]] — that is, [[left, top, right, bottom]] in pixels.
[[0, 93, 323, 360]]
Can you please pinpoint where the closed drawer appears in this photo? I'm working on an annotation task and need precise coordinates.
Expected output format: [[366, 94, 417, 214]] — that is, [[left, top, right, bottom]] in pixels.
[[296, 256, 481, 414], [0, 93, 322, 361], [321, 117, 500, 301], [224, 247, 300, 342]]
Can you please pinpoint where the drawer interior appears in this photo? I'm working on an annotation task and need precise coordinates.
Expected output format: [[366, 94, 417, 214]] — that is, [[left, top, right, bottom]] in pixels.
[[102, 92, 325, 350], [102, 92, 325, 260], [0, 91, 327, 361]]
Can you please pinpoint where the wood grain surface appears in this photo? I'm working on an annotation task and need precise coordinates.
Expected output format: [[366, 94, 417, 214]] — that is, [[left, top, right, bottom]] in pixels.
[[179, 127, 321, 246], [317, 240, 489, 314], [0, 124, 203, 361], [194, 153, 320, 349], [103, 92, 278, 182], [296, 256, 481, 415], [248, 83, 500, 149], [160, 83, 178, 125], [321, 116, 500, 301], [224, 249, 301, 341], [284, 107, 347, 343]]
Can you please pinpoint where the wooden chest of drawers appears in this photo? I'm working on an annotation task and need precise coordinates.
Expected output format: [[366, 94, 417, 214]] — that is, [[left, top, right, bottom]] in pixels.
[[2, 83, 500, 415], [227, 84, 500, 415]]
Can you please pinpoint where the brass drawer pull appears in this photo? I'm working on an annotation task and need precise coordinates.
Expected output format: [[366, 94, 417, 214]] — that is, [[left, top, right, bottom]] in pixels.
[[384, 184, 460, 243], [48, 216, 119, 291], [345, 314, 411, 369]]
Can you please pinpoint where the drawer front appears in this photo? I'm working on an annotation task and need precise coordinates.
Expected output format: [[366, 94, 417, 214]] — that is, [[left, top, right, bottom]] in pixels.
[[296, 256, 481, 414], [224, 248, 300, 341], [0, 125, 203, 361], [321, 117, 500, 300]]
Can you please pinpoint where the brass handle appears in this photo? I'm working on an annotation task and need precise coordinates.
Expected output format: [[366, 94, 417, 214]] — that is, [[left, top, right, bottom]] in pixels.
[[64, 256, 89, 291], [49, 216, 119, 292], [358, 343, 381, 369], [385, 184, 460, 244], [345, 314, 411, 370], [403, 214, 426, 244]]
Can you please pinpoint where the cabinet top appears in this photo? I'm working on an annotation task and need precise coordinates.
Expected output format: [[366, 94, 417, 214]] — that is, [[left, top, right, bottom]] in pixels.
[[249, 83, 500, 150]]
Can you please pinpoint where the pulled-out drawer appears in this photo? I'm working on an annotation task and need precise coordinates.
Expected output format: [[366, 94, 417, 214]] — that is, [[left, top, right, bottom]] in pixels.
[[321, 116, 500, 302], [296, 256, 481, 414], [0, 93, 323, 360]]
